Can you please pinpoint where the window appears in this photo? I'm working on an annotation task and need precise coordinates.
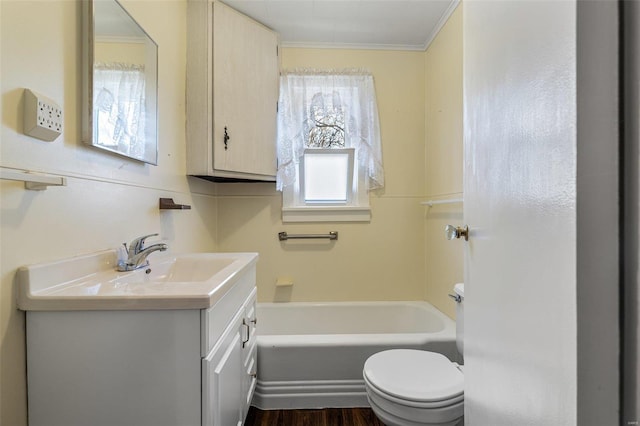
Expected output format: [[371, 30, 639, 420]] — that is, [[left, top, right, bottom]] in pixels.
[[276, 70, 384, 222], [301, 149, 353, 203]]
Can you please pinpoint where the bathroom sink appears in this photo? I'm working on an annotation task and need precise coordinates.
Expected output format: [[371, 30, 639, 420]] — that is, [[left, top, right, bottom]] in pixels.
[[112, 256, 237, 284], [17, 251, 258, 311]]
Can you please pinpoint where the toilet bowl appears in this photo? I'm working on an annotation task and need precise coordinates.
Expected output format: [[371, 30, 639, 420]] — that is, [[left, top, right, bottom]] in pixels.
[[363, 284, 464, 426], [363, 349, 463, 426]]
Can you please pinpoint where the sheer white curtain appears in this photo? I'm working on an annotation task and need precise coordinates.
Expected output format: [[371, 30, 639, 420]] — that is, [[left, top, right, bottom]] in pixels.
[[93, 63, 146, 157], [276, 69, 384, 191]]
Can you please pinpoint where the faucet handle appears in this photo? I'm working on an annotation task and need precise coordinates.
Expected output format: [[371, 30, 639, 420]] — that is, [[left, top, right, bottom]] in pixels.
[[129, 233, 159, 254]]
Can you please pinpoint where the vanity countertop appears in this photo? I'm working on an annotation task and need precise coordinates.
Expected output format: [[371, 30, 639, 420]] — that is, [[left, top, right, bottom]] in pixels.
[[16, 250, 258, 311]]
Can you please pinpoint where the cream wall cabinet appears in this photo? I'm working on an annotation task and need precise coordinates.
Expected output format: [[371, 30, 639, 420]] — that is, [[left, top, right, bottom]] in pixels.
[[187, 0, 279, 181], [26, 268, 257, 426]]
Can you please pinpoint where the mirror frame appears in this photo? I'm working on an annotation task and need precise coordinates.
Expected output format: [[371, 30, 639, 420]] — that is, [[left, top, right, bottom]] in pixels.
[[81, 0, 159, 165]]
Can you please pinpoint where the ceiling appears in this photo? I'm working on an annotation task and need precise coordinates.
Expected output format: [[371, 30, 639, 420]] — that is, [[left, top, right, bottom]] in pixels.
[[95, 0, 148, 39], [221, 0, 459, 51]]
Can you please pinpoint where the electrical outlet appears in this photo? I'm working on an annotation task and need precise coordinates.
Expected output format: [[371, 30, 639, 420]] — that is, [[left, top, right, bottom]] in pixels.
[[23, 88, 63, 142]]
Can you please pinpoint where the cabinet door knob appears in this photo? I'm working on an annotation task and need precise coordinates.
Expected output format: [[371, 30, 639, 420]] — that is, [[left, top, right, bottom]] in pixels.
[[223, 126, 230, 150]]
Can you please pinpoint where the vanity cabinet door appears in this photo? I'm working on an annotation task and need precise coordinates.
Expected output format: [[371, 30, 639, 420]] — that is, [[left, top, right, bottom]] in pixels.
[[212, 1, 279, 178], [202, 310, 245, 426]]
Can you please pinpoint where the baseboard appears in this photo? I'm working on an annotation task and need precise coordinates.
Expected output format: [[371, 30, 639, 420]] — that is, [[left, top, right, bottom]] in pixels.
[[251, 379, 369, 409]]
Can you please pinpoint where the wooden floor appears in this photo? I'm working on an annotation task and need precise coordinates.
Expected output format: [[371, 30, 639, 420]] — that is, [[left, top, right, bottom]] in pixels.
[[244, 406, 385, 426]]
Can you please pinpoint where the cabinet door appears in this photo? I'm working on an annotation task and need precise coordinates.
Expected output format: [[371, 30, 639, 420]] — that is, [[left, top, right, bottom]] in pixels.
[[212, 2, 279, 177], [202, 310, 244, 426]]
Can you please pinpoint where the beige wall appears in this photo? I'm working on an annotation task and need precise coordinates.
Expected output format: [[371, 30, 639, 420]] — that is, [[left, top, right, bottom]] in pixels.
[[95, 41, 145, 64], [0, 1, 217, 424], [221, 14, 465, 308], [217, 48, 427, 303], [424, 6, 464, 318]]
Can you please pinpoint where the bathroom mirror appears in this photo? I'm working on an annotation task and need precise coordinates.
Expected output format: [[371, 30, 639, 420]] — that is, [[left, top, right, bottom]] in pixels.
[[82, 0, 158, 165]]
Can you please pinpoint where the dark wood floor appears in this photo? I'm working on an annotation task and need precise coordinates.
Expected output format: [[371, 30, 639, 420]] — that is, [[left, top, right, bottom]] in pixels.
[[244, 406, 385, 426]]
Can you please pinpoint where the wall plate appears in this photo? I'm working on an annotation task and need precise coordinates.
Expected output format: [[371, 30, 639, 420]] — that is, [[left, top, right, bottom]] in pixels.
[[23, 89, 63, 142]]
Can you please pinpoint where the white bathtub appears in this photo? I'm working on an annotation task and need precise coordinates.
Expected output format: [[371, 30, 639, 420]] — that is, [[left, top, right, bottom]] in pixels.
[[252, 301, 459, 410]]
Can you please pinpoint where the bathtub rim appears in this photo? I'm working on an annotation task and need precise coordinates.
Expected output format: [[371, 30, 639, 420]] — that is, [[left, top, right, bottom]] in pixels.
[[256, 299, 455, 312], [256, 300, 456, 342]]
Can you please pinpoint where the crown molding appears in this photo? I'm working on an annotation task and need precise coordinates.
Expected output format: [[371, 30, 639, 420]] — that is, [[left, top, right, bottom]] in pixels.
[[280, 41, 426, 52], [422, 0, 461, 51]]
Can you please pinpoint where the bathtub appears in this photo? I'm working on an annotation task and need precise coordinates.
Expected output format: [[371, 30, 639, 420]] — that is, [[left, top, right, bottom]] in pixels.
[[252, 301, 459, 410]]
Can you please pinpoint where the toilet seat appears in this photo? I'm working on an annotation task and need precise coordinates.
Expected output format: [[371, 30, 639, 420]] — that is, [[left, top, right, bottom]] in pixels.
[[363, 349, 464, 403], [363, 349, 464, 426]]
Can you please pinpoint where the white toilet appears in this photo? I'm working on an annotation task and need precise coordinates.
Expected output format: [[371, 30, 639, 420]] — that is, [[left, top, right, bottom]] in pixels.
[[363, 284, 465, 426]]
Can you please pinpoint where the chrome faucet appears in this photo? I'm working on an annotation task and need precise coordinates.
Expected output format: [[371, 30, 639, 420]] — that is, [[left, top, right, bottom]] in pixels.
[[117, 233, 168, 272]]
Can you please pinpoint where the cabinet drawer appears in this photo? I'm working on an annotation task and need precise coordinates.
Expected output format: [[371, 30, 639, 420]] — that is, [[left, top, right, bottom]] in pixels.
[[242, 326, 257, 421], [200, 266, 256, 356], [242, 288, 257, 364], [245, 353, 257, 408]]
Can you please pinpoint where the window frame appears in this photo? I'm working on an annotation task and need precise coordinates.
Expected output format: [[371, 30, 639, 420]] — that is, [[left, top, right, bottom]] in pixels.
[[282, 148, 371, 223]]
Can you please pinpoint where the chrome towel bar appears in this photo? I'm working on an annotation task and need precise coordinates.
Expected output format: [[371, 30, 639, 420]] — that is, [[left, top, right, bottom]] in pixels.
[[278, 231, 338, 241]]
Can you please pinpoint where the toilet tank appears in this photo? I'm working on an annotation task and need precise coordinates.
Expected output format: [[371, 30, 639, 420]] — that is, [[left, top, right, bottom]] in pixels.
[[454, 283, 464, 355]]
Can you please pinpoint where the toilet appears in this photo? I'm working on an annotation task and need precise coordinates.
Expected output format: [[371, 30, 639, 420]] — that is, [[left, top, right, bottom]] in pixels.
[[363, 284, 465, 426]]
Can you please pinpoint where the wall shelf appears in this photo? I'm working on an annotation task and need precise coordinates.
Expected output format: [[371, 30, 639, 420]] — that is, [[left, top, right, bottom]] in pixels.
[[0, 168, 67, 190], [159, 198, 191, 210]]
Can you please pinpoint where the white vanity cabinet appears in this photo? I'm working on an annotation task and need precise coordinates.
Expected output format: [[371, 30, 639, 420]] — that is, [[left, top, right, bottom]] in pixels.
[[186, 0, 279, 182], [25, 263, 258, 426]]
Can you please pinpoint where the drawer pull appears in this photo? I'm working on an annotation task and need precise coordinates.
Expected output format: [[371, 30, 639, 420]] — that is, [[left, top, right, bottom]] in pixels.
[[242, 321, 250, 348], [250, 317, 257, 325]]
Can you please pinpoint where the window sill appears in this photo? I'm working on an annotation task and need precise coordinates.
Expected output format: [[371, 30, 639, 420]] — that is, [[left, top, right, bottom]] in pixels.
[[282, 206, 371, 223]]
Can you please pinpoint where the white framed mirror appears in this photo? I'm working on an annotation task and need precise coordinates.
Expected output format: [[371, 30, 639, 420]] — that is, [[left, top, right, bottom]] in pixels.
[[82, 0, 158, 165]]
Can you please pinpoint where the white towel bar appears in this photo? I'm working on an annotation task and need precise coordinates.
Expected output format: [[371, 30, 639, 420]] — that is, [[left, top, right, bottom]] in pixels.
[[0, 168, 67, 190], [420, 198, 463, 207]]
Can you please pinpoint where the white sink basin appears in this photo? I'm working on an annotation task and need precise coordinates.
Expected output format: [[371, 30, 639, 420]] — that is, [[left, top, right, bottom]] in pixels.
[[17, 250, 258, 310], [113, 256, 237, 284]]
